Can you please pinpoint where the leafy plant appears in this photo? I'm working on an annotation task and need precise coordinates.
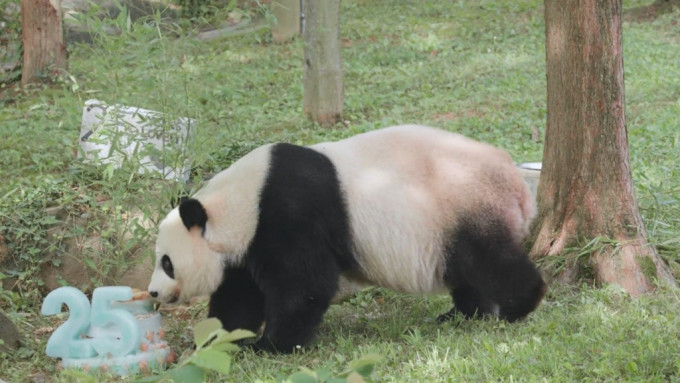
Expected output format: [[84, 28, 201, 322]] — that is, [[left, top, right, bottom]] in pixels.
[[176, 0, 237, 22], [135, 318, 255, 382], [0, 0, 21, 85], [134, 318, 379, 383], [0, 181, 72, 310], [284, 355, 381, 383], [536, 236, 617, 280]]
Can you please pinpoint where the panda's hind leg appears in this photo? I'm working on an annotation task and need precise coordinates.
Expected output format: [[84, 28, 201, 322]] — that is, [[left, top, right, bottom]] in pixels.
[[437, 283, 497, 323], [442, 213, 546, 323]]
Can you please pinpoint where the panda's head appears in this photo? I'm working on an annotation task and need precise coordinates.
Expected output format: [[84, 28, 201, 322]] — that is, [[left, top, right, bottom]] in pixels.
[[147, 199, 225, 304]]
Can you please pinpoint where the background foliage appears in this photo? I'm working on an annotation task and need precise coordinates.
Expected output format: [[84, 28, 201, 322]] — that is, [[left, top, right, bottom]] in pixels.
[[0, 0, 21, 84]]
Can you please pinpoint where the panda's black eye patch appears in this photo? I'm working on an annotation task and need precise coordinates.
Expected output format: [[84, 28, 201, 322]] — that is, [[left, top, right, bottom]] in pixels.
[[161, 255, 174, 279]]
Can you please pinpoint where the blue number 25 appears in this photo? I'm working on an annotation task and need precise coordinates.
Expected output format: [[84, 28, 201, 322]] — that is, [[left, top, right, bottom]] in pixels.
[[41, 286, 141, 359]]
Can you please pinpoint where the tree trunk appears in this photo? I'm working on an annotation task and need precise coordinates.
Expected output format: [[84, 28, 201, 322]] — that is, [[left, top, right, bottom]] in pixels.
[[531, 0, 677, 295], [302, 0, 343, 127], [21, 0, 67, 87], [271, 0, 300, 43]]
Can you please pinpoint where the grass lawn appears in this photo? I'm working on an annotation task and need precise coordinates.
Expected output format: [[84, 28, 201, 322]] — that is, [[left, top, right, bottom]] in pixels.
[[1, 0, 680, 381]]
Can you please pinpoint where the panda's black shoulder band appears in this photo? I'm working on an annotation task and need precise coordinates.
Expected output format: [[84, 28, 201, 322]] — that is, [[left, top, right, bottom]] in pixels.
[[179, 198, 208, 232]]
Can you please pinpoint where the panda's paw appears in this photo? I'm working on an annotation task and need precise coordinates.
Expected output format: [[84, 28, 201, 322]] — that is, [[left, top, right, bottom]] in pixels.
[[241, 341, 267, 354], [242, 338, 283, 354], [436, 308, 459, 323], [244, 338, 302, 354]]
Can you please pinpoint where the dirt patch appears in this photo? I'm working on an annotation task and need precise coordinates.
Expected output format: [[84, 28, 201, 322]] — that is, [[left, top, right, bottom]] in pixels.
[[2, 205, 156, 295]]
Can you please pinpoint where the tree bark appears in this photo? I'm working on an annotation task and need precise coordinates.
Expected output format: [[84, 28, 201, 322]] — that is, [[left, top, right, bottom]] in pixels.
[[303, 0, 343, 127], [271, 0, 300, 43], [531, 0, 677, 295], [21, 0, 67, 87]]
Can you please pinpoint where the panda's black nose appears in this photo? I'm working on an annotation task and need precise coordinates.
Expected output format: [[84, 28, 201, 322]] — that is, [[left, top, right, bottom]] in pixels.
[[149, 291, 158, 298]]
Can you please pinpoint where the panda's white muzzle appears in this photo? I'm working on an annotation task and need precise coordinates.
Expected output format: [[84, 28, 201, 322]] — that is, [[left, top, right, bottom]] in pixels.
[[147, 269, 181, 305]]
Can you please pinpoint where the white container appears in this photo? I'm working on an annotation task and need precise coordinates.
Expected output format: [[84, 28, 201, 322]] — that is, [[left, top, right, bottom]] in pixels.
[[516, 162, 542, 200], [78, 99, 193, 182]]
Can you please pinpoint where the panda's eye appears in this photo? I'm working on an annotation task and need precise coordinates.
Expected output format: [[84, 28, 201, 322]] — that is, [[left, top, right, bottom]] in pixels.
[[161, 255, 174, 279]]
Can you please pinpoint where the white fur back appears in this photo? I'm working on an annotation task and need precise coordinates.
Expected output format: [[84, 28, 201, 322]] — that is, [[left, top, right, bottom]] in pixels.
[[311, 125, 534, 294]]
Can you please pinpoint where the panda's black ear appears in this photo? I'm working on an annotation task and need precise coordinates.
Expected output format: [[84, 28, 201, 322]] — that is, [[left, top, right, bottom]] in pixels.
[[170, 194, 191, 209], [178, 198, 208, 232]]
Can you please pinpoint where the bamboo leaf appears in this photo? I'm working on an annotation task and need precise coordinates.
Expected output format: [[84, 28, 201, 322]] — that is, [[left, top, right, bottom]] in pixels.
[[287, 372, 318, 383], [348, 354, 381, 377], [212, 341, 240, 353], [193, 318, 223, 347], [168, 364, 206, 383], [346, 371, 365, 383], [190, 348, 232, 375], [212, 328, 256, 345]]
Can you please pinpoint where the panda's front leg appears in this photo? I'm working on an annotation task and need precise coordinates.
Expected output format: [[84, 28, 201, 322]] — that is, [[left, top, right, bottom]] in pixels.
[[208, 267, 265, 334], [248, 262, 339, 353], [250, 292, 332, 353]]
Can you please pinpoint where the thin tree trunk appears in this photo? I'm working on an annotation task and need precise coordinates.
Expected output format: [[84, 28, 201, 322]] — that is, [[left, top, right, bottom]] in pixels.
[[21, 0, 67, 87], [272, 0, 300, 43], [303, 0, 343, 127], [530, 0, 677, 294]]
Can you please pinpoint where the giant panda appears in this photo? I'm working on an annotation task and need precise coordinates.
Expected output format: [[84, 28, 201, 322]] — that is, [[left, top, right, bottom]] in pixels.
[[147, 124, 546, 353]]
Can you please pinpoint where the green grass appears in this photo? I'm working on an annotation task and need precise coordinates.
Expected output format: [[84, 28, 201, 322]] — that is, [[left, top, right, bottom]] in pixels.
[[1, 0, 680, 381], [225, 285, 680, 382]]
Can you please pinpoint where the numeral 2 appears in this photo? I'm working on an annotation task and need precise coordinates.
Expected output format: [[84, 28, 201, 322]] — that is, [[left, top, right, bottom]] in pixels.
[[41, 287, 96, 359]]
